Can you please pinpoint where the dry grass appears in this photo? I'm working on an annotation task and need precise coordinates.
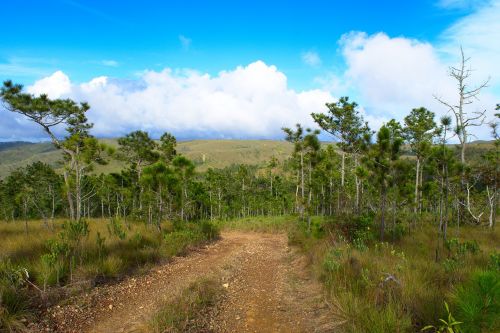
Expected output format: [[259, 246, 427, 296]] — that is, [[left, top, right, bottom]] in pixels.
[[149, 277, 223, 333]]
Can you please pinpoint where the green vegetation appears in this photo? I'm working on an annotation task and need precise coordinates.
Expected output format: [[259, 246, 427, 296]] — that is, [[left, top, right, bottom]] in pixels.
[[150, 277, 223, 333], [288, 216, 500, 332], [217, 215, 297, 233], [0, 218, 219, 331], [1, 59, 498, 333]]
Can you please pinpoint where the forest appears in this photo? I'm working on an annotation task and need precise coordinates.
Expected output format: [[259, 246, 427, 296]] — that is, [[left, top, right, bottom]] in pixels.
[[0, 54, 499, 333]]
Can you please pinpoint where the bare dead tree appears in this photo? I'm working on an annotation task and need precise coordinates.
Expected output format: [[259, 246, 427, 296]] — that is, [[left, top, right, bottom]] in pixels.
[[434, 47, 490, 165], [434, 48, 490, 223]]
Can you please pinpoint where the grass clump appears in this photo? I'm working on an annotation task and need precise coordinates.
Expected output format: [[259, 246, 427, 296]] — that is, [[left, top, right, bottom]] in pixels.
[[0, 259, 32, 332], [150, 277, 223, 333]]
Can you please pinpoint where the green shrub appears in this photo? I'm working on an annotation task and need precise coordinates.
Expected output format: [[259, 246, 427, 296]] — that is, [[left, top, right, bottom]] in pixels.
[[322, 248, 342, 274], [162, 230, 200, 257], [107, 217, 127, 240], [38, 238, 70, 287], [199, 220, 220, 241], [445, 238, 480, 259], [488, 252, 500, 271], [451, 270, 500, 333], [338, 213, 375, 246], [161, 221, 219, 258], [388, 222, 406, 241]]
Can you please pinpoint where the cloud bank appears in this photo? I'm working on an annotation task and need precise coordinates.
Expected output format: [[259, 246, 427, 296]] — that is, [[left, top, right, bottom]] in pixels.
[[8, 61, 333, 140]]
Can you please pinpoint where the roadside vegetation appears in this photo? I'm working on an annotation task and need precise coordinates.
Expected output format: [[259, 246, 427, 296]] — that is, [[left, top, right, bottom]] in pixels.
[[289, 215, 499, 332], [0, 51, 499, 332], [0, 218, 219, 331]]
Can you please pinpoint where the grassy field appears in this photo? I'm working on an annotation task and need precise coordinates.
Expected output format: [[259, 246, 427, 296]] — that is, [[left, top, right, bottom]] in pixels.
[[0, 139, 294, 178], [288, 215, 500, 332], [0, 218, 219, 330]]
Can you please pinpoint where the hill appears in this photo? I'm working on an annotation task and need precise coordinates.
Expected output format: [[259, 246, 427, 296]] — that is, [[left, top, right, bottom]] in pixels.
[[0, 139, 494, 179], [0, 139, 294, 178]]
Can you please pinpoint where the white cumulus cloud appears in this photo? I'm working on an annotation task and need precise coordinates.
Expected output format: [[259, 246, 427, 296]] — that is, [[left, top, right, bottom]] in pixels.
[[8, 61, 335, 140], [27, 70, 72, 99], [322, 27, 498, 139]]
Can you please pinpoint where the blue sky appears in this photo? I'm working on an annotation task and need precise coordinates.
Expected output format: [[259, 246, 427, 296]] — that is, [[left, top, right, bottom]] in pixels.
[[1, 0, 499, 140]]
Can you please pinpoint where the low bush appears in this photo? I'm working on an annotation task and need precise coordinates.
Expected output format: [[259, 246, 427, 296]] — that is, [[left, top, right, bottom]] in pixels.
[[325, 213, 376, 246], [451, 270, 500, 333], [488, 251, 500, 271]]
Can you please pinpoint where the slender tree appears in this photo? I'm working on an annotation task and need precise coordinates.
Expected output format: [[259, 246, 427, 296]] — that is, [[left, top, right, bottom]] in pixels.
[[159, 132, 177, 163], [282, 124, 306, 216], [0, 80, 103, 220], [434, 48, 489, 165], [367, 124, 403, 241], [172, 156, 195, 221], [312, 97, 371, 212], [404, 107, 436, 219], [117, 130, 159, 212], [141, 162, 175, 230]]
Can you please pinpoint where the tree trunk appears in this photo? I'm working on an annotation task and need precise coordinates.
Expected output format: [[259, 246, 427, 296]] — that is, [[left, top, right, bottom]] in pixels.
[[441, 163, 449, 240], [23, 198, 29, 235], [486, 185, 495, 228], [72, 145, 82, 221], [380, 185, 387, 241], [354, 155, 360, 213], [341, 151, 345, 187], [300, 152, 304, 199], [63, 171, 75, 220]]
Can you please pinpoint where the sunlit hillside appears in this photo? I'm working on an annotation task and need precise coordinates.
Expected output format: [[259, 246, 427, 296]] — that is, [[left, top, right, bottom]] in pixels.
[[0, 139, 295, 178]]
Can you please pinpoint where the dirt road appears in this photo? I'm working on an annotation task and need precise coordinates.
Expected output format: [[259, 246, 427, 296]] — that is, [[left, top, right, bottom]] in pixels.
[[36, 232, 334, 333]]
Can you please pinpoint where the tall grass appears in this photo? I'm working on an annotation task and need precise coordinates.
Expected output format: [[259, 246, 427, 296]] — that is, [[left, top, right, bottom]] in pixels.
[[289, 215, 500, 332], [0, 218, 219, 332]]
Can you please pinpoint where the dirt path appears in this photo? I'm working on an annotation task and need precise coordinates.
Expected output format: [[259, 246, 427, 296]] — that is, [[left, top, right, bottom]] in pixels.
[[35, 231, 334, 333]]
